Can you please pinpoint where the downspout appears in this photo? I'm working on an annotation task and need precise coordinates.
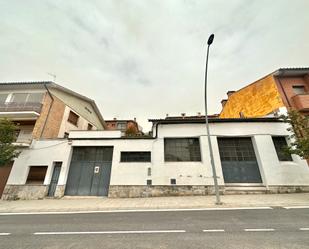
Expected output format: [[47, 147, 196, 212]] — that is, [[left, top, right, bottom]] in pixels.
[[40, 83, 54, 138], [277, 76, 292, 107]]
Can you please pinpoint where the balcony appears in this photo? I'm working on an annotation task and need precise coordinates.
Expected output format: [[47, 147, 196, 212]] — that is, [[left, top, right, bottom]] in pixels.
[[0, 102, 42, 120], [291, 93, 309, 111], [13, 128, 34, 147]]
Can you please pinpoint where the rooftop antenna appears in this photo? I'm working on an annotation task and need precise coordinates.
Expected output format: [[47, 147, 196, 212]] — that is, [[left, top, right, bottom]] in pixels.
[[47, 73, 56, 82]]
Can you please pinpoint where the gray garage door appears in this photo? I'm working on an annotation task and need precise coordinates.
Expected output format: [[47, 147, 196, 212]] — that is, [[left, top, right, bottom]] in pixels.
[[217, 137, 262, 184], [65, 147, 113, 196]]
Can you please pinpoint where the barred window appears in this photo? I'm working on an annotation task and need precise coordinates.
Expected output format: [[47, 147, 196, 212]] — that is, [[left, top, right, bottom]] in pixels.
[[120, 152, 151, 162], [164, 138, 201, 162], [272, 137, 293, 161], [217, 137, 257, 161]]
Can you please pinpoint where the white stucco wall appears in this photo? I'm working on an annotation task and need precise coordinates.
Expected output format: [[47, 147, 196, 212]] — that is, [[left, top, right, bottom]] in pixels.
[[7, 139, 72, 186], [7, 121, 309, 189]]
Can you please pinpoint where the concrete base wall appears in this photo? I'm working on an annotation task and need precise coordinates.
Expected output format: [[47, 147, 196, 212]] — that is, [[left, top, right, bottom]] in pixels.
[[108, 185, 309, 198], [1, 184, 48, 200], [54, 185, 66, 198], [108, 185, 224, 198]]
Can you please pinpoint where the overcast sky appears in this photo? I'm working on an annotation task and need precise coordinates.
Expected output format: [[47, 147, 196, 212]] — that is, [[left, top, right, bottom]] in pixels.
[[0, 0, 308, 130]]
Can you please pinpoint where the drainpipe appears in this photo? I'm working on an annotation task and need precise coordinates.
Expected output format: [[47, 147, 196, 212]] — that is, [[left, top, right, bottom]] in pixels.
[[40, 83, 54, 138], [277, 76, 292, 107]]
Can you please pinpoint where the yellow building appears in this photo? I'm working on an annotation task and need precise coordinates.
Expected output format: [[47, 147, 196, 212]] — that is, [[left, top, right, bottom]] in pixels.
[[220, 68, 309, 118]]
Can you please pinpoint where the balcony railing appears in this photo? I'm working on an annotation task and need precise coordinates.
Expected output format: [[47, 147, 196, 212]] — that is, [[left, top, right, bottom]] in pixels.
[[291, 93, 309, 111], [0, 102, 43, 113]]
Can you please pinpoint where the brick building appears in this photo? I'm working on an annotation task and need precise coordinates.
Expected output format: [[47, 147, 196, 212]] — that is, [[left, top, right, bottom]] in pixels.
[[0, 81, 106, 198], [220, 68, 309, 118], [105, 118, 142, 136]]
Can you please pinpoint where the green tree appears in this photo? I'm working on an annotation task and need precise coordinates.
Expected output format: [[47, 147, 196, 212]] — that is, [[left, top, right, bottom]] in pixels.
[[0, 119, 20, 166], [281, 110, 309, 159]]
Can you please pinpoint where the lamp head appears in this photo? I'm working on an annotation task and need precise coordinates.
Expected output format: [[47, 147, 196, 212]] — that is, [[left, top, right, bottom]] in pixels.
[[207, 34, 214, 45]]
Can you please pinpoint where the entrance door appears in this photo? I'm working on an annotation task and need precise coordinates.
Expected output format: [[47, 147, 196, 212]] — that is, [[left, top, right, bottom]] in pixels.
[[217, 137, 262, 184], [48, 162, 62, 197], [65, 147, 113, 196], [0, 162, 13, 198]]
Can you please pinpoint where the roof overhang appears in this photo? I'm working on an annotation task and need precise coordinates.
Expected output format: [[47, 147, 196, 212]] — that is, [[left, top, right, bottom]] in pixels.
[[273, 68, 309, 77]]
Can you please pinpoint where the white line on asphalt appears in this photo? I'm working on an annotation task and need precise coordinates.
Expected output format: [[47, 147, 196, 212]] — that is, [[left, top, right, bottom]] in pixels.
[[0, 233, 10, 236], [0, 207, 273, 215], [299, 228, 309, 231], [244, 228, 275, 232], [34, 230, 186, 235], [203, 229, 225, 232], [283, 206, 309, 209]]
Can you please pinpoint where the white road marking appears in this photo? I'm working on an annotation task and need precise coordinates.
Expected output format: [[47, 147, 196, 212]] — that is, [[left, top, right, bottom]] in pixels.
[[244, 228, 275, 232], [283, 206, 309, 209], [34, 230, 186, 235], [0, 233, 10, 236], [203, 229, 225, 232], [0, 207, 273, 216], [299, 228, 309, 231]]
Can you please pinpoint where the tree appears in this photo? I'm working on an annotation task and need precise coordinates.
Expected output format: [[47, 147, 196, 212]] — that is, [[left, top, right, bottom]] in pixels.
[[125, 125, 137, 136], [281, 110, 309, 159], [0, 119, 20, 166]]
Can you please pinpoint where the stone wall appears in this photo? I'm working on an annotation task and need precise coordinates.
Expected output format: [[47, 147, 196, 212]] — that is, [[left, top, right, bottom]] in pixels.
[[1, 184, 48, 200], [108, 185, 224, 198], [108, 185, 309, 198]]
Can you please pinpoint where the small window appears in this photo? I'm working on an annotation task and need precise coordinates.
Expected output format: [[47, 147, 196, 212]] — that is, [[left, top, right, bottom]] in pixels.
[[147, 180, 152, 185], [170, 179, 176, 185], [117, 122, 127, 130], [120, 152, 151, 162], [26, 166, 48, 184], [292, 85, 305, 95], [68, 111, 79, 126], [121, 152, 151, 162], [164, 138, 201, 162], [87, 123, 93, 130], [272, 137, 293, 161]]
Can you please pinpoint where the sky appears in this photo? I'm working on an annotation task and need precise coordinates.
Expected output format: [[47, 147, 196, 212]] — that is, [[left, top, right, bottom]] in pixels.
[[0, 0, 308, 131]]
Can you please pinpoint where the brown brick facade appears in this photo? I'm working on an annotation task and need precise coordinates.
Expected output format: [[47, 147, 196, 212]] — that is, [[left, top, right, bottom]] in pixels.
[[32, 93, 66, 139]]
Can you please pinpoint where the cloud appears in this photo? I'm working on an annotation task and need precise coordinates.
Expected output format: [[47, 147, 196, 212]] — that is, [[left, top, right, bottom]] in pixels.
[[0, 0, 308, 130]]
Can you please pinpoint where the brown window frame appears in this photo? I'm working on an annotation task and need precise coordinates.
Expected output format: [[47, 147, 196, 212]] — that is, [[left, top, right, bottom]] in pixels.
[[26, 166, 48, 184], [68, 111, 79, 126]]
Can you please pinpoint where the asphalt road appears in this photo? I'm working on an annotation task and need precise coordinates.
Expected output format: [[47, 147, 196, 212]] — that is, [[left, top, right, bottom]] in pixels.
[[0, 207, 309, 249]]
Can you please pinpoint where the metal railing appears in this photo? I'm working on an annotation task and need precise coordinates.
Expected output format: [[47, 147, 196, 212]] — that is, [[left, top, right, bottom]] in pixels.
[[0, 102, 42, 113]]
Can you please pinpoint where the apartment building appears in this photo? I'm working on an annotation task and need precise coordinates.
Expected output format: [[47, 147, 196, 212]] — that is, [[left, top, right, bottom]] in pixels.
[[220, 68, 309, 118], [0, 81, 106, 198]]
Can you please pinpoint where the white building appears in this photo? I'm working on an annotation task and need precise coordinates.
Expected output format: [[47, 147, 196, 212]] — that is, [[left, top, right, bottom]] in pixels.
[[2, 117, 309, 200]]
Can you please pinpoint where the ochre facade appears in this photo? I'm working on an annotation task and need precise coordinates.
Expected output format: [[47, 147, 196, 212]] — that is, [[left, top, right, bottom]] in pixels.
[[220, 75, 284, 118]]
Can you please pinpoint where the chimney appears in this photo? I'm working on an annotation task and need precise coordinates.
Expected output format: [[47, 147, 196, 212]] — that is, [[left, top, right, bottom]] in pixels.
[[181, 113, 186, 119], [221, 99, 227, 108], [113, 117, 117, 121], [227, 91, 235, 97], [134, 117, 136, 122], [166, 113, 169, 118], [197, 112, 201, 117]]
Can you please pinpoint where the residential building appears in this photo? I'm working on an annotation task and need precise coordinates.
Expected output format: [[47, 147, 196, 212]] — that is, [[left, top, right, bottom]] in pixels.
[[0, 81, 106, 198], [2, 116, 309, 200], [105, 118, 142, 136], [220, 68, 309, 118]]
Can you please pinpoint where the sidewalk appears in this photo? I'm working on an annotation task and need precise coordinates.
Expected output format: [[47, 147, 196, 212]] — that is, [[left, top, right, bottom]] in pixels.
[[0, 193, 309, 213]]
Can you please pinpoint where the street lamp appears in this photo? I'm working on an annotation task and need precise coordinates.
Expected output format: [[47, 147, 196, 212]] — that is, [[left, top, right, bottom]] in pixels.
[[204, 34, 222, 205]]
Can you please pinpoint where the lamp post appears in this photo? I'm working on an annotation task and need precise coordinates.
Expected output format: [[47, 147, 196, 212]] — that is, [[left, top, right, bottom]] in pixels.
[[204, 34, 221, 205]]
